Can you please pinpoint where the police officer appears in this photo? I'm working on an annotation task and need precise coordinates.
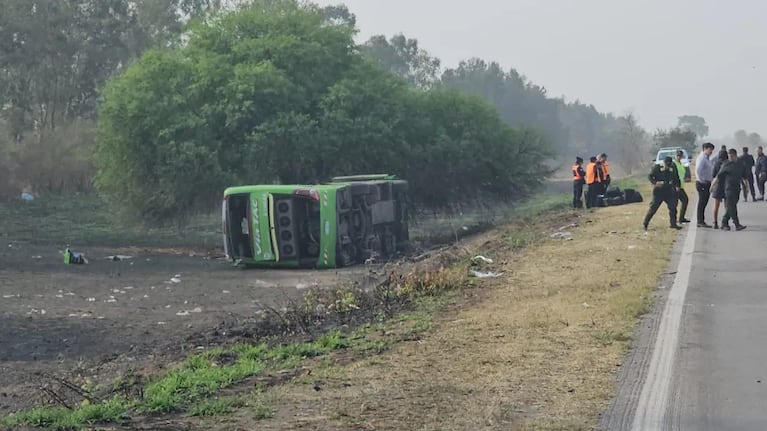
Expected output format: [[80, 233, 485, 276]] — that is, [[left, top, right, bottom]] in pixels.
[[572, 157, 586, 208], [710, 148, 749, 231], [643, 156, 682, 230], [754, 146, 767, 200], [738, 147, 756, 201]]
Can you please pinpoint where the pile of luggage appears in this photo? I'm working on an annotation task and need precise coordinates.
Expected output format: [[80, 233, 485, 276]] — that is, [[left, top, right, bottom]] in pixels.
[[596, 186, 643, 207]]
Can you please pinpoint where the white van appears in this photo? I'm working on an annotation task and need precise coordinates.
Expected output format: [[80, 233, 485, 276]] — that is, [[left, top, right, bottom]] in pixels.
[[654, 147, 692, 182]]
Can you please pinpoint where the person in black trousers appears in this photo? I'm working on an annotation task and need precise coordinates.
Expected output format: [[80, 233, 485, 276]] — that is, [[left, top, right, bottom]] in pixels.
[[738, 147, 756, 201], [572, 157, 586, 208], [711, 148, 750, 231], [755, 146, 767, 200], [585, 156, 602, 208], [643, 156, 683, 230], [695, 142, 716, 227]]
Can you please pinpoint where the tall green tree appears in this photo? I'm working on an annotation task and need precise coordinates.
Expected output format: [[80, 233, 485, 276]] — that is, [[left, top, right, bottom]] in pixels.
[[612, 112, 650, 175], [96, 0, 359, 222], [361, 34, 441, 89], [653, 127, 697, 153], [440, 58, 567, 154], [677, 115, 709, 138]]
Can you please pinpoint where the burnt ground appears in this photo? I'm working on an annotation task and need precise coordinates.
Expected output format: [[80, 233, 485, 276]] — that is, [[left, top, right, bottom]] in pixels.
[[0, 243, 391, 416]]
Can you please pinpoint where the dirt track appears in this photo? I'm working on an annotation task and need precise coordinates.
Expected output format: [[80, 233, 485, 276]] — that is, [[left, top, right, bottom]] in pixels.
[[0, 244, 389, 416]]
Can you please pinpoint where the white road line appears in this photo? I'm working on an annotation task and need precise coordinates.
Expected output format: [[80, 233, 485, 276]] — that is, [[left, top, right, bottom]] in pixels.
[[631, 222, 698, 431]]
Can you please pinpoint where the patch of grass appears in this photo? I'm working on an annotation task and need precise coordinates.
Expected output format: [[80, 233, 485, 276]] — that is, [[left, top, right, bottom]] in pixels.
[[6, 333, 351, 429], [3, 397, 129, 430], [411, 192, 569, 245], [613, 174, 644, 191], [189, 397, 245, 417], [253, 404, 274, 420], [142, 332, 347, 414], [0, 193, 220, 247]]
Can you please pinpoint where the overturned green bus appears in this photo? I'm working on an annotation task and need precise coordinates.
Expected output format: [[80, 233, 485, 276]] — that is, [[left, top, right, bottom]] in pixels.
[[222, 175, 409, 269]]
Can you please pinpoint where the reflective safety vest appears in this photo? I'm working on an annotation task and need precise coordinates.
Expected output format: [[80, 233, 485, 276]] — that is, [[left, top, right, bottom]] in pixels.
[[572, 164, 584, 182], [602, 161, 610, 177], [585, 162, 601, 184]]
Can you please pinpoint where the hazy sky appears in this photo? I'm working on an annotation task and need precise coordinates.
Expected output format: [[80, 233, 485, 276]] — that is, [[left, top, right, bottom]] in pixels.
[[314, 0, 767, 138]]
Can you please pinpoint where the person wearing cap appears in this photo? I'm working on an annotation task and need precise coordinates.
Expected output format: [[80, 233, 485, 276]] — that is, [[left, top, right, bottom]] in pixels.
[[572, 157, 586, 208], [710, 148, 749, 231], [599, 153, 611, 195], [673, 150, 691, 224], [643, 156, 682, 230], [738, 146, 756, 201]]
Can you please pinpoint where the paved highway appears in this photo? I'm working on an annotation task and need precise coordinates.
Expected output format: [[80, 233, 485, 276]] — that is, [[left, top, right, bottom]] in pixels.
[[602, 198, 767, 430]]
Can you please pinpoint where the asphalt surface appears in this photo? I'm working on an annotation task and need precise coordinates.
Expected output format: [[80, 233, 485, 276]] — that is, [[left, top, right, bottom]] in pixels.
[[602, 197, 767, 430]]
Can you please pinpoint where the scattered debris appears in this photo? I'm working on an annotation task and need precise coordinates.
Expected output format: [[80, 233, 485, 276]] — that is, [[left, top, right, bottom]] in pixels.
[[470, 270, 504, 279], [105, 255, 134, 261], [472, 255, 494, 265], [86, 297, 96, 302], [175, 307, 202, 317], [582, 302, 592, 308], [558, 223, 578, 231], [550, 231, 574, 240], [222, 290, 231, 294], [2, 294, 19, 299], [628, 245, 638, 250], [31, 255, 42, 260], [64, 245, 88, 265]]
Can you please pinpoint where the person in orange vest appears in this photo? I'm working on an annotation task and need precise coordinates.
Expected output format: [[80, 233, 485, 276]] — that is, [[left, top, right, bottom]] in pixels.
[[572, 157, 586, 208], [599, 153, 611, 195], [585, 156, 603, 208]]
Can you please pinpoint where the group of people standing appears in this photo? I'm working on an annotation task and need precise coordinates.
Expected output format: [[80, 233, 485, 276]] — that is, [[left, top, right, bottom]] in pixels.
[[645, 142, 767, 231], [571, 153, 611, 209]]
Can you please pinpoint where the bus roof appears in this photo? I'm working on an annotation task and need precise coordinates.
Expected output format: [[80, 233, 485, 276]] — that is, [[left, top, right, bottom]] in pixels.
[[224, 175, 404, 196], [223, 183, 345, 196]]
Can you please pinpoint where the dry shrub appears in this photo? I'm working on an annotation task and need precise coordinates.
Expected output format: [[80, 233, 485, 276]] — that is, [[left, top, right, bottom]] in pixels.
[[0, 120, 95, 198]]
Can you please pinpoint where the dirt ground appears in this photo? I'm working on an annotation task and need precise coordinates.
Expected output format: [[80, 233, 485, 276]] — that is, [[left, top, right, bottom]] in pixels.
[[0, 243, 390, 416]]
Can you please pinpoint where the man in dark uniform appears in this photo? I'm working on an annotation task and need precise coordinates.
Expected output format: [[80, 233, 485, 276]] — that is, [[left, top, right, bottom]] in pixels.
[[738, 147, 756, 201], [754, 146, 767, 200], [572, 157, 586, 208], [711, 148, 749, 231], [643, 156, 683, 230]]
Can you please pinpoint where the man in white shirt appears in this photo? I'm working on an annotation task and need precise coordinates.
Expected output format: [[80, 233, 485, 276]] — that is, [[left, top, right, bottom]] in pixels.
[[695, 142, 716, 227]]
